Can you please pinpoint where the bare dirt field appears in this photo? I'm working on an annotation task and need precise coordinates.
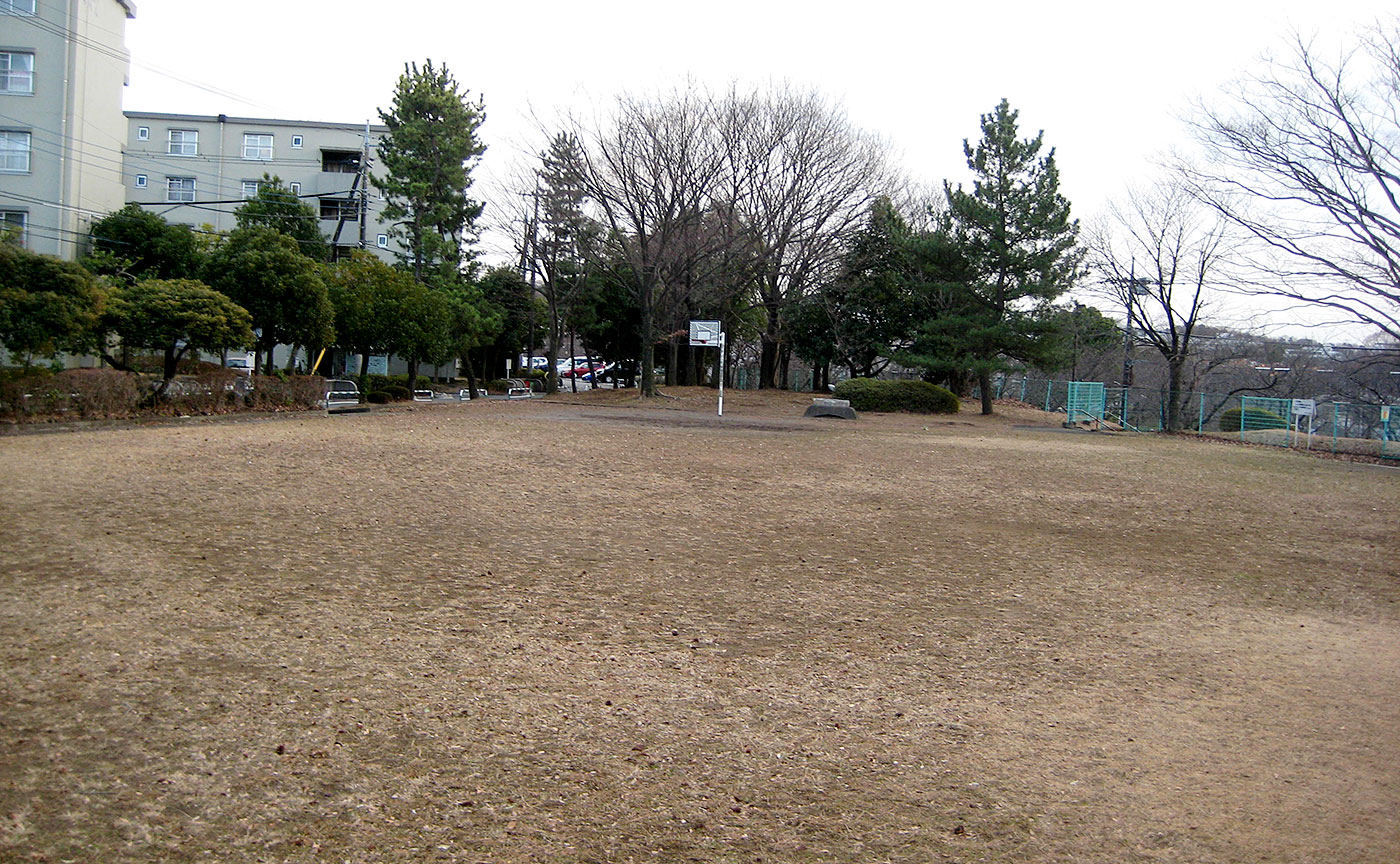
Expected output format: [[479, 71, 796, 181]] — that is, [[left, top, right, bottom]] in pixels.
[[2, 389, 1398, 863]]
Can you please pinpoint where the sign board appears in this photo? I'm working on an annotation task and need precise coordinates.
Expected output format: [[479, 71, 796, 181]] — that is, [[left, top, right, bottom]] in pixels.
[[1292, 398, 1316, 417], [1382, 406, 1391, 423], [689, 320, 721, 347]]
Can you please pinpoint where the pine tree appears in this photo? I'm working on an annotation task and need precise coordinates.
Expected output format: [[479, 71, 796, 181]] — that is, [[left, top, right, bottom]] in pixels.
[[943, 99, 1081, 414], [373, 61, 486, 285]]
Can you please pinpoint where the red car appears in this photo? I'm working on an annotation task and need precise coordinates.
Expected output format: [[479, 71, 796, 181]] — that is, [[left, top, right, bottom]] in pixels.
[[561, 360, 606, 379]]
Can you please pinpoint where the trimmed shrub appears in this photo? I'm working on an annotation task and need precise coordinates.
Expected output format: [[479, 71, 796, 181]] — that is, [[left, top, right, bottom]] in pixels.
[[367, 391, 390, 404], [1219, 406, 1288, 432], [0, 369, 144, 420], [246, 374, 325, 411], [374, 384, 412, 401], [832, 378, 960, 413]]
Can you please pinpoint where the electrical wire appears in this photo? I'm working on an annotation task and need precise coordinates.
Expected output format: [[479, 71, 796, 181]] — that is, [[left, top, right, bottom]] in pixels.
[[16, 8, 262, 108]]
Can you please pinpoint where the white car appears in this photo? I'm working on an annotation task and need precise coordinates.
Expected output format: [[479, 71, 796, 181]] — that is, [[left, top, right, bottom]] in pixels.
[[225, 353, 255, 374]]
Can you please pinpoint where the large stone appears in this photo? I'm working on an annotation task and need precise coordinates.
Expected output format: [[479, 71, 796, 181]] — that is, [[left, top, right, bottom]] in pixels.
[[805, 398, 857, 420]]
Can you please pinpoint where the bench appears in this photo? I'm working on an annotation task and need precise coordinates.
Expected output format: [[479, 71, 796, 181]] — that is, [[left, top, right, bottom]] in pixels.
[[413, 389, 435, 402], [505, 378, 532, 399]]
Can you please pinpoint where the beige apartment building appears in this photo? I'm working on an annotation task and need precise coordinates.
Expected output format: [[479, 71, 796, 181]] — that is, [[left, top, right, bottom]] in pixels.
[[122, 112, 401, 261], [0, 0, 136, 259]]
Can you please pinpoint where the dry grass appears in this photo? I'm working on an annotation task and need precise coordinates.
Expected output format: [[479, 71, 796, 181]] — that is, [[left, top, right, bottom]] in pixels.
[[1, 389, 1398, 863]]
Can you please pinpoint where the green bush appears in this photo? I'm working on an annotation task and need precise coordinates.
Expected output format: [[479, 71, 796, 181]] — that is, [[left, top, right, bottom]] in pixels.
[[1219, 406, 1288, 432], [366, 391, 390, 404], [832, 378, 960, 413], [373, 384, 412, 401]]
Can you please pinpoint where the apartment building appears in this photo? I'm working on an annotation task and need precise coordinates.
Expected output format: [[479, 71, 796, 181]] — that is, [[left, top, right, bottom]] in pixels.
[[122, 112, 402, 261], [0, 0, 136, 259]]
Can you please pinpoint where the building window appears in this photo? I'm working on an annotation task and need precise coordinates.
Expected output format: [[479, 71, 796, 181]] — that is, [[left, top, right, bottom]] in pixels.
[[0, 130, 30, 172], [0, 52, 34, 94], [320, 198, 358, 220], [134, 173, 147, 188], [0, 210, 25, 246], [288, 182, 301, 195], [242, 180, 262, 199], [291, 135, 303, 149], [0, 1, 37, 14], [376, 233, 389, 249], [137, 126, 149, 141], [168, 129, 197, 156], [321, 150, 359, 173], [166, 176, 195, 203], [243, 133, 273, 160]]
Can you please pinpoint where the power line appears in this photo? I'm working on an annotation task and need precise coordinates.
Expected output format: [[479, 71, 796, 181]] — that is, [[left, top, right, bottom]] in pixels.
[[19, 9, 262, 108]]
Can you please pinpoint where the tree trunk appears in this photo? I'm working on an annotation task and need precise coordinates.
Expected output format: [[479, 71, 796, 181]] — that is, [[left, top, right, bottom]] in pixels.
[[358, 347, 371, 402], [569, 330, 578, 394], [155, 343, 182, 397], [639, 280, 656, 398], [978, 368, 994, 415], [545, 294, 560, 394], [759, 327, 779, 389], [462, 353, 480, 400], [1165, 357, 1186, 432], [407, 358, 420, 391]]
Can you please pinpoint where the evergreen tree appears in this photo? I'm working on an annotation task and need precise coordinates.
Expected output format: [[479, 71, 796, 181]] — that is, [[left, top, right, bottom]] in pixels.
[[942, 100, 1081, 414], [533, 132, 592, 392], [86, 204, 203, 282], [0, 241, 104, 365], [103, 279, 253, 396], [204, 227, 333, 375], [373, 60, 486, 284], [819, 197, 921, 378], [235, 174, 328, 261]]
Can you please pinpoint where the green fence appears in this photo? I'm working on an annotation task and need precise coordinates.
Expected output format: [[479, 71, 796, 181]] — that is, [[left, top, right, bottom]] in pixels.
[[981, 376, 1400, 460]]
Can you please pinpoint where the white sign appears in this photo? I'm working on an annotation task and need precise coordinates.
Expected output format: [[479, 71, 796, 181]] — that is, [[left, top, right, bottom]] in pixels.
[[1292, 398, 1316, 417], [689, 320, 721, 347]]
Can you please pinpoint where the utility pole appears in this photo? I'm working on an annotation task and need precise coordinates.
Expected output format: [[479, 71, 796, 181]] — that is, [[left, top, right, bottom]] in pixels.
[[1113, 263, 1151, 425], [517, 189, 540, 377], [359, 120, 370, 250]]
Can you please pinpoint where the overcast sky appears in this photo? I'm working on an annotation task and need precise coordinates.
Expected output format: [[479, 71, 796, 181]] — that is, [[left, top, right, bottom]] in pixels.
[[121, 0, 1394, 336]]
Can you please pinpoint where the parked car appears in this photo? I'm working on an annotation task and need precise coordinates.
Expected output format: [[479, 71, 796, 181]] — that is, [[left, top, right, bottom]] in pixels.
[[225, 353, 255, 374], [561, 360, 605, 379], [580, 362, 616, 382]]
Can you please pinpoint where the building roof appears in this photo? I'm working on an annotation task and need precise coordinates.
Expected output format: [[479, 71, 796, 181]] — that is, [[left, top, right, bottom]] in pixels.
[[118, 0, 137, 18], [124, 111, 388, 134]]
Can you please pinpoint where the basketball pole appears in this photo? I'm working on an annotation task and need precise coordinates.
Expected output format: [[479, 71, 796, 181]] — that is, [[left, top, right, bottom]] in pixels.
[[718, 331, 725, 417]]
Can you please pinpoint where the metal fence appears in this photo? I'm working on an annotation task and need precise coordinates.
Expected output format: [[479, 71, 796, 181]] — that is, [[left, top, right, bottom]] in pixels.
[[985, 376, 1400, 460]]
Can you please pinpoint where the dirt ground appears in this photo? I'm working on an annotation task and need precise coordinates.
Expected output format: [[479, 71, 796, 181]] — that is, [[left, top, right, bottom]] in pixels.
[[1, 389, 1397, 863]]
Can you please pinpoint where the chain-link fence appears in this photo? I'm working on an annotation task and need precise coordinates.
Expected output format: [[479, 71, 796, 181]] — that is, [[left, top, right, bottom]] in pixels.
[[985, 375, 1400, 460]]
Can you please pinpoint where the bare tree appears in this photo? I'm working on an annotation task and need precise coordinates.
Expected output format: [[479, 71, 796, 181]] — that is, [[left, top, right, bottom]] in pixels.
[[1181, 21, 1400, 341], [719, 86, 890, 389], [569, 88, 728, 397], [1091, 181, 1233, 431]]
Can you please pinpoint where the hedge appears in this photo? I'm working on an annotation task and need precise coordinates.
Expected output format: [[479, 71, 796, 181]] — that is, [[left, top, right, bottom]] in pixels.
[[372, 384, 413, 401], [1218, 406, 1288, 432], [831, 378, 960, 413], [0, 368, 324, 422]]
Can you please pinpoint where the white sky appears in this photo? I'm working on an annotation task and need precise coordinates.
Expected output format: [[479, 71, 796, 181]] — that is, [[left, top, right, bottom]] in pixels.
[[121, 0, 1394, 338]]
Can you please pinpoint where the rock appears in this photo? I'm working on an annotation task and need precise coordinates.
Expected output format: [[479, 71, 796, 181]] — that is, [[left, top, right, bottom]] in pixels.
[[805, 398, 857, 419]]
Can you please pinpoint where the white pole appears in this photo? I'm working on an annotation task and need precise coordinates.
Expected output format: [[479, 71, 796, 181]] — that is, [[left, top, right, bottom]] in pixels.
[[718, 331, 725, 417]]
